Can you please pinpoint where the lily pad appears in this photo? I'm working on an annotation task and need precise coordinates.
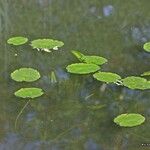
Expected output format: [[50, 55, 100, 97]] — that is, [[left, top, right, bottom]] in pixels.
[[15, 88, 44, 99], [66, 63, 100, 74], [141, 71, 150, 76], [82, 56, 108, 65], [122, 76, 150, 90], [31, 39, 64, 51], [71, 50, 108, 65], [7, 36, 28, 46], [11, 68, 41, 82], [143, 42, 150, 52], [93, 72, 121, 83], [114, 113, 145, 127], [71, 50, 85, 61]]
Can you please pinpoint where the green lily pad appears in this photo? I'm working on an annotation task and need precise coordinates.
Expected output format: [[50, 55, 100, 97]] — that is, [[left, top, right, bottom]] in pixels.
[[122, 76, 150, 90], [66, 63, 100, 74], [143, 42, 150, 52], [93, 72, 121, 83], [31, 39, 64, 51], [71, 50, 108, 65], [82, 56, 108, 65], [7, 36, 28, 46], [71, 50, 85, 61], [114, 113, 145, 127], [15, 88, 44, 99], [141, 71, 150, 76], [11, 68, 41, 82]]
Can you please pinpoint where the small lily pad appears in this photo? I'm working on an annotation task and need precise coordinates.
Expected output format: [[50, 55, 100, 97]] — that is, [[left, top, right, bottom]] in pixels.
[[71, 50, 85, 61], [66, 63, 100, 74], [82, 56, 108, 65], [7, 36, 28, 46], [31, 39, 64, 51], [11, 68, 41, 82], [71, 50, 108, 65], [114, 113, 145, 127], [15, 88, 44, 99], [141, 71, 150, 76], [143, 42, 150, 52], [93, 72, 121, 83], [122, 76, 150, 90]]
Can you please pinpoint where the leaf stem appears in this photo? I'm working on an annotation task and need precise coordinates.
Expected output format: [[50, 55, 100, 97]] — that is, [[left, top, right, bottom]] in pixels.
[[15, 99, 30, 130]]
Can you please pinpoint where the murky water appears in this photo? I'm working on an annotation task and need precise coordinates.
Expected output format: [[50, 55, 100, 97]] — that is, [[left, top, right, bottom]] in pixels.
[[0, 0, 150, 150]]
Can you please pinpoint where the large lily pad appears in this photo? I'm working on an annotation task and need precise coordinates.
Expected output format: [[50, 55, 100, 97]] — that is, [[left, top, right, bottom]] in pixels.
[[93, 72, 121, 83], [7, 36, 28, 46], [11, 68, 41, 82], [31, 39, 64, 52], [114, 113, 145, 127], [66, 63, 100, 74], [143, 42, 150, 52], [122, 76, 150, 90], [15, 88, 44, 99], [141, 71, 150, 76]]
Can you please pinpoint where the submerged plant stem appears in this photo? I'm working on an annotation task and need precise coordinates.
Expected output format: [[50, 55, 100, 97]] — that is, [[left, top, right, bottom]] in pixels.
[[15, 99, 31, 130]]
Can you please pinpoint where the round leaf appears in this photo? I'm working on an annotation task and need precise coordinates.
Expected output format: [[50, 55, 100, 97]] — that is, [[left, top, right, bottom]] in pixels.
[[141, 71, 150, 76], [93, 72, 121, 83], [66, 63, 100, 74], [7, 36, 28, 46], [11, 68, 41, 82], [15, 88, 44, 99], [114, 113, 145, 127], [31, 39, 64, 49], [82, 56, 108, 65], [122, 76, 150, 90], [143, 42, 150, 52]]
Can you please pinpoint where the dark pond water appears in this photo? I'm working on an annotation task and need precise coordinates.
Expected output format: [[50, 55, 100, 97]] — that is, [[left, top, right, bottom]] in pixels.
[[0, 0, 150, 150]]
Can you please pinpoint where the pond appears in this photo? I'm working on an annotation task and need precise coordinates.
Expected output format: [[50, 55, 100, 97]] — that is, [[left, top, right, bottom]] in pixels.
[[0, 0, 150, 150]]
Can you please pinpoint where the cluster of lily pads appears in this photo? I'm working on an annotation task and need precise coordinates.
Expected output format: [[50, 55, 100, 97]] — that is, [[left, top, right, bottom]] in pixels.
[[7, 36, 150, 128], [66, 50, 150, 90]]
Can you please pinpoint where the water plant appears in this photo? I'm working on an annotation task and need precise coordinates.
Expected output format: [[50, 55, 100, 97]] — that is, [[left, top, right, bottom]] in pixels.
[[6, 35, 149, 130], [72, 50, 108, 65], [93, 72, 121, 83], [7, 36, 28, 46], [143, 42, 150, 52], [141, 71, 150, 76], [66, 63, 100, 74], [11, 68, 41, 82], [114, 113, 145, 127], [122, 76, 150, 90], [15, 87, 44, 99], [30, 39, 64, 52]]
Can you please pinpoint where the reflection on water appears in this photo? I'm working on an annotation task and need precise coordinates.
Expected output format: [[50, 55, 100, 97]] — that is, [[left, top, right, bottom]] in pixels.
[[0, 0, 150, 150]]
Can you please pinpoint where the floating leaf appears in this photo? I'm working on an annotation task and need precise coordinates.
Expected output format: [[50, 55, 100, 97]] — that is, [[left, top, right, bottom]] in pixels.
[[122, 76, 150, 90], [143, 42, 150, 52], [114, 113, 145, 127], [11, 68, 41, 82], [93, 72, 121, 83], [141, 71, 150, 76], [66, 63, 100, 74], [15, 88, 44, 99], [82, 56, 108, 65], [71, 50, 85, 61], [7, 36, 28, 46], [71, 50, 108, 65], [31, 39, 64, 51]]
